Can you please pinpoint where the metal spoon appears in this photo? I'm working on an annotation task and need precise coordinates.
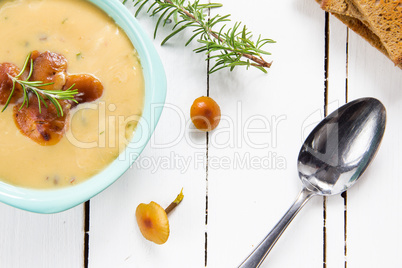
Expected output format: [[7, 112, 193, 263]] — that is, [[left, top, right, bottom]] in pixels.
[[238, 97, 386, 268]]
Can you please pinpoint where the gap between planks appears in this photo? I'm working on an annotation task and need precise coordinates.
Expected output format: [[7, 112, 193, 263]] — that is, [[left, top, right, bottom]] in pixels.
[[204, 4, 211, 267], [324, 12, 349, 268], [323, 11, 329, 268], [84, 200, 90, 268], [343, 26, 349, 268]]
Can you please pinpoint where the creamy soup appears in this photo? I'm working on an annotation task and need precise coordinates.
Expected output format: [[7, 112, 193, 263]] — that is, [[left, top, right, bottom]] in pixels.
[[0, 0, 145, 188]]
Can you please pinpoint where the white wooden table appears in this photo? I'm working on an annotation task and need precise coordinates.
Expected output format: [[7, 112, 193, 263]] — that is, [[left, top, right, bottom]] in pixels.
[[1, 0, 401, 267]]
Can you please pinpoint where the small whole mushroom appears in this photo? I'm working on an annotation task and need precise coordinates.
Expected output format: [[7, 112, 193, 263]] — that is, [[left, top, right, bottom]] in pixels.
[[135, 188, 184, 245], [190, 96, 221, 131]]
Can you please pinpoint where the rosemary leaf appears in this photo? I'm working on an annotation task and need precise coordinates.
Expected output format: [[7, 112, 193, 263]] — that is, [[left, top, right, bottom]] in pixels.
[[1, 80, 15, 113]]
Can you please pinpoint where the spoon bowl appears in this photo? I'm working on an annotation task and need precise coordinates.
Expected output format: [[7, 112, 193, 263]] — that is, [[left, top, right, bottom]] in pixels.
[[298, 97, 386, 195], [238, 98, 386, 268]]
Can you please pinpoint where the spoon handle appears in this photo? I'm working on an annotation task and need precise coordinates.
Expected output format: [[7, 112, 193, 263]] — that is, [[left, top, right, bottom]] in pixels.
[[238, 187, 315, 268]]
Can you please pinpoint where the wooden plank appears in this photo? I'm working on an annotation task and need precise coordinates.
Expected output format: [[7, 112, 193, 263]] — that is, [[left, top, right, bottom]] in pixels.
[[325, 13, 348, 268], [346, 28, 402, 268], [207, 1, 326, 267], [88, 3, 208, 267], [0, 204, 84, 268]]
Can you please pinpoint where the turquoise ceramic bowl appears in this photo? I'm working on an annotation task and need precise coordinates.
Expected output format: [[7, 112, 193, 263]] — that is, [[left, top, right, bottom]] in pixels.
[[0, 0, 166, 213]]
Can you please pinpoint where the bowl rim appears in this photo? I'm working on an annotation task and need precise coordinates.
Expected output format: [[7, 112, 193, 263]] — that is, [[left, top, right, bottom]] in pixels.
[[0, 0, 167, 213]]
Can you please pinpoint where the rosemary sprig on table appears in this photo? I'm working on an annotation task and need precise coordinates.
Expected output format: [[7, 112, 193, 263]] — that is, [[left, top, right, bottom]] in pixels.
[[125, 0, 275, 73], [2, 53, 78, 117]]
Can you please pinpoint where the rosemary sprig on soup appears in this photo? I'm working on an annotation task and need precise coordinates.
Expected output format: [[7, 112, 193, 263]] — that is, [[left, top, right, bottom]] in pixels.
[[2, 52, 79, 117]]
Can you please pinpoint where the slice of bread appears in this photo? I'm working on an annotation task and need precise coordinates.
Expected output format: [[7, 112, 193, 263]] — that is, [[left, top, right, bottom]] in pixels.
[[320, 0, 387, 57], [351, 0, 402, 65], [317, 0, 402, 68], [333, 13, 402, 68], [333, 13, 388, 57], [321, 0, 367, 24]]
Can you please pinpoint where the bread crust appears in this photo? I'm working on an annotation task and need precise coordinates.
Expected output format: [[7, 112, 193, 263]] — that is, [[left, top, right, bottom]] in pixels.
[[351, 0, 402, 65], [321, 0, 348, 13]]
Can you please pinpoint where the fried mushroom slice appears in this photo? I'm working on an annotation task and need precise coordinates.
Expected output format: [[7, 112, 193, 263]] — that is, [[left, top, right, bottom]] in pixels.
[[31, 51, 68, 90], [0, 63, 22, 105], [64, 74, 104, 105], [13, 95, 71, 146]]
